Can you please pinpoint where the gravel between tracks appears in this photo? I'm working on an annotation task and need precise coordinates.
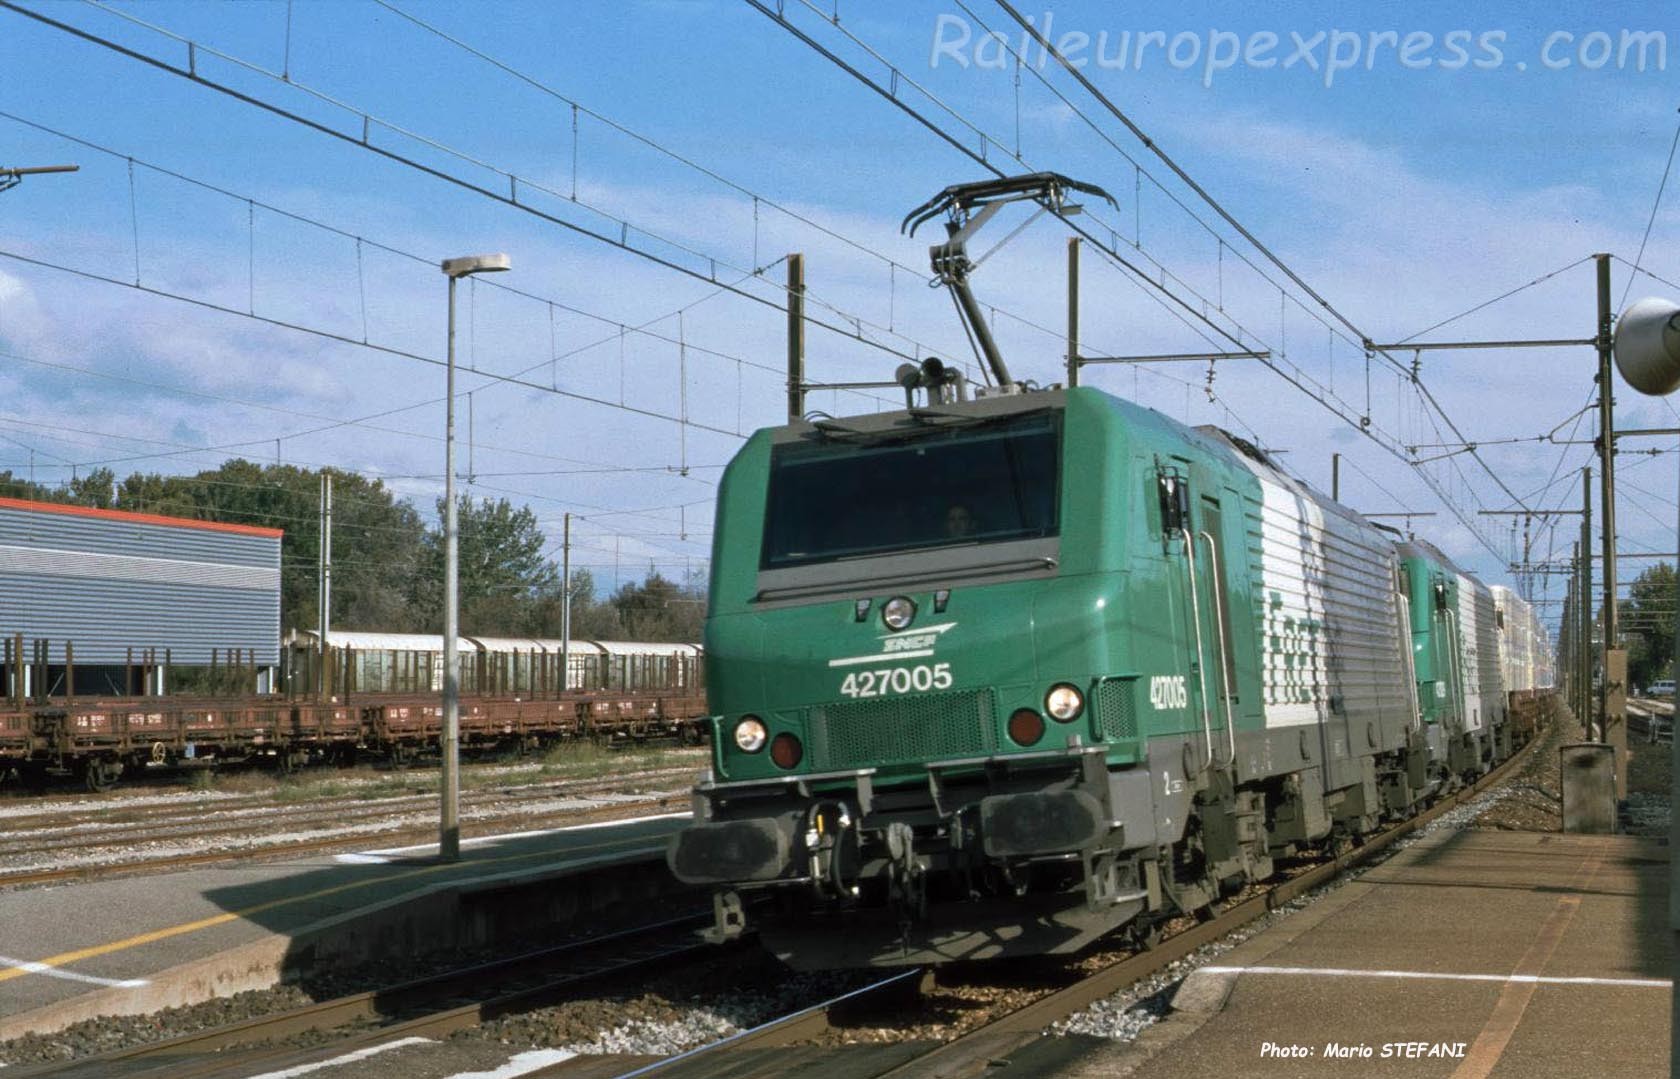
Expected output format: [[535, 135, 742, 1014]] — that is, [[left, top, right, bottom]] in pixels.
[[459, 952, 868, 1057], [12, 712, 1653, 1068], [1055, 711, 1653, 1044], [502, 780, 1535, 1060], [0, 749, 703, 879], [0, 910, 720, 1068], [0, 791, 679, 878], [1051, 784, 1524, 1043]]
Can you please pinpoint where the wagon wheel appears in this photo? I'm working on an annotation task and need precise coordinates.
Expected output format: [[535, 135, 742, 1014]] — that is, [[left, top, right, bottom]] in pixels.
[[1128, 917, 1162, 951], [83, 758, 121, 793]]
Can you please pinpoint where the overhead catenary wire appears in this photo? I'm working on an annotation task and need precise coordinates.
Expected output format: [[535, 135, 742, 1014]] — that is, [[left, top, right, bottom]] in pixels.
[[371, 0, 994, 362], [984, 3, 1406, 379], [0, 344, 671, 478], [13, 0, 977, 385], [341, 1, 1273, 450], [923, 3, 1541, 542], [0, 408, 720, 538], [749, 11, 1464, 452], [0, 111, 869, 410], [740, 2, 1322, 453], [747, 2, 1510, 560], [980, 2, 1529, 513], [12, 4, 1670, 587], [1619, 108, 1680, 312], [960, 0, 1418, 383], [0, 246, 751, 440], [1394, 256, 1599, 346], [5, 0, 1365, 520]]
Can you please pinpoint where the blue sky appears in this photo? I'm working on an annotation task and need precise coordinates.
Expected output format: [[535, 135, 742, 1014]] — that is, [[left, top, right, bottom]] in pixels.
[[2, 1, 1677, 626]]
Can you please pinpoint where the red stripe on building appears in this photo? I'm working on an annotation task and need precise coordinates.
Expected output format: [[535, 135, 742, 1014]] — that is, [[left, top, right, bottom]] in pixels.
[[0, 496, 284, 538]]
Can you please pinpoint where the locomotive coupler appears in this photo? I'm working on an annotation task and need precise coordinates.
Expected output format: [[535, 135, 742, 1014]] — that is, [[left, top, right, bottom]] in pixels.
[[804, 800, 860, 901]]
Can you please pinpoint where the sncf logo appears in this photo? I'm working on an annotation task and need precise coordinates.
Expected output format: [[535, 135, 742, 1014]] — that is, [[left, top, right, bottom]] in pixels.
[[827, 622, 958, 669]]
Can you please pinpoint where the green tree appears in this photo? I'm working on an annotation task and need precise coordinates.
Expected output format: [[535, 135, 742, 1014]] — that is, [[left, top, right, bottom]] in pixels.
[[521, 567, 623, 639], [610, 570, 705, 642], [0, 456, 705, 644], [415, 495, 558, 634], [1623, 562, 1677, 687], [68, 468, 116, 508], [114, 461, 427, 634], [0, 470, 78, 503]]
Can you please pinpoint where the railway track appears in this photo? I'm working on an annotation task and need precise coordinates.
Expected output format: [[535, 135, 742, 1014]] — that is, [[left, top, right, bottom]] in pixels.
[[0, 794, 681, 889], [0, 765, 696, 848], [1626, 698, 1673, 744], [0, 725, 1548, 1079], [9, 914, 723, 1079], [623, 725, 1548, 1078]]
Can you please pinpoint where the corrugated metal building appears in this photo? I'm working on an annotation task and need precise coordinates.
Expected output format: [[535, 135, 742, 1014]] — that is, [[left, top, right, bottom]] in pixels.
[[0, 497, 281, 691]]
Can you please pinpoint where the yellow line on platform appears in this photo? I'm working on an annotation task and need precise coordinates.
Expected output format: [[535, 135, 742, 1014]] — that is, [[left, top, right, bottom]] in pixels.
[[0, 833, 665, 984], [1450, 847, 1607, 1079]]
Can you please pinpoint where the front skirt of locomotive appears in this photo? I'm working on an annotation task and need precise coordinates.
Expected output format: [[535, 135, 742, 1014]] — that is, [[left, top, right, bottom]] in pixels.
[[666, 745, 1156, 968]]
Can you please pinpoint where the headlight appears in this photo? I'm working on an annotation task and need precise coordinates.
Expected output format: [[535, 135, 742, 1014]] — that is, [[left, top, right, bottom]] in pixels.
[[1046, 683, 1085, 721], [882, 595, 917, 631], [733, 716, 767, 753]]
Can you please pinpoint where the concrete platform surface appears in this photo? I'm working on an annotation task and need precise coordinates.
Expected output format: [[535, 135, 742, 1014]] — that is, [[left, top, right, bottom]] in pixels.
[[1077, 830, 1671, 1078], [0, 812, 688, 1036]]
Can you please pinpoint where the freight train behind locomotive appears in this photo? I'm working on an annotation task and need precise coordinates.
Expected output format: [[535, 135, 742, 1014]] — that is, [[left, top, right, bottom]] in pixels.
[[0, 634, 706, 791], [667, 174, 1553, 968]]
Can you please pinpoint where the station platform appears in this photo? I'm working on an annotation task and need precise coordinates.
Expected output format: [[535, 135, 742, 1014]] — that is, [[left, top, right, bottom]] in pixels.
[[1081, 829, 1671, 1078], [0, 812, 689, 1039]]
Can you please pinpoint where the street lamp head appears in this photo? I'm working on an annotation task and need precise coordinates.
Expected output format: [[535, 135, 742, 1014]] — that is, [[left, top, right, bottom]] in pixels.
[[441, 252, 511, 279], [1614, 296, 1680, 397]]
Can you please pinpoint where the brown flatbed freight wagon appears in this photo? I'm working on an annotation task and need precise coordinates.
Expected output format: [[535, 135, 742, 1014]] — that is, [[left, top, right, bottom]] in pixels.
[[0, 687, 710, 791]]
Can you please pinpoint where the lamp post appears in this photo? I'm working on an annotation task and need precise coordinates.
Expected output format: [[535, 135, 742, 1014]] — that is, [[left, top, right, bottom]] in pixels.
[[439, 252, 510, 861], [1608, 290, 1680, 1076]]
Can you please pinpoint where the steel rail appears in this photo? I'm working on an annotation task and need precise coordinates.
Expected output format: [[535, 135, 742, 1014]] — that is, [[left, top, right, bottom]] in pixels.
[[874, 714, 1553, 1076], [615, 968, 927, 1077], [0, 798, 672, 888], [592, 715, 1552, 1079], [15, 914, 720, 1079], [0, 770, 694, 857]]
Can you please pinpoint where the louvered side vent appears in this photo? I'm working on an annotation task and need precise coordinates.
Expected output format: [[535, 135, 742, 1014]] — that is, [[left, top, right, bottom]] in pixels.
[[809, 689, 997, 770], [1096, 677, 1138, 740]]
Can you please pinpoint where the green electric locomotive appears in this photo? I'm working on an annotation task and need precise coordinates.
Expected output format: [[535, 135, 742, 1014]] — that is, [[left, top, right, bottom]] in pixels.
[[669, 386, 1466, 966], [1398, 541, 1511, 778], [666, 175, 1510, 967]]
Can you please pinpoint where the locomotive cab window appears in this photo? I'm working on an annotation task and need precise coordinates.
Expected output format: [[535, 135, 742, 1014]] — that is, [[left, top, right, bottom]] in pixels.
[[1156, 469, 1190, 535], [761, 412, 1061, 569]]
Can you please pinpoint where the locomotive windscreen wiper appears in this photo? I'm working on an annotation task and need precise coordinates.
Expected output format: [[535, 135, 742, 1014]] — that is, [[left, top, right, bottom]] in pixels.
[[907, 406, 1004, 427], [903, 172, 1115, 393], [809, 417, 879, 439]]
